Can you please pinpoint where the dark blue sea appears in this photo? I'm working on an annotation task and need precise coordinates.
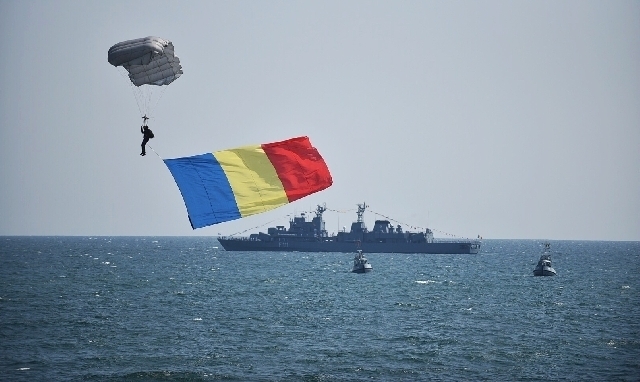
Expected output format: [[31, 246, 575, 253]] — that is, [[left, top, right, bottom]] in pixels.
[[1, 237, 638, 381]]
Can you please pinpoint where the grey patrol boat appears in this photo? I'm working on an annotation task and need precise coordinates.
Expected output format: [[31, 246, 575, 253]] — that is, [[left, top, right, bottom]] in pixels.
[[533, 243, 557, 276], [352, 250, 373, 273], [218, 203, 481, 254]]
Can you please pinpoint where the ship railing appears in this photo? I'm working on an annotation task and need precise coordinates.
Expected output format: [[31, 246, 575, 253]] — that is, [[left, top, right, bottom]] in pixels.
[[217, 236, 254, 241], [432, 238, 482, 243]]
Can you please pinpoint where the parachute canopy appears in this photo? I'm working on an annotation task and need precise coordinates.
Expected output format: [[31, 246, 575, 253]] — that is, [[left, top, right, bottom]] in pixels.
[[108, 36, 182, 87], [164, 136, 333, 229]]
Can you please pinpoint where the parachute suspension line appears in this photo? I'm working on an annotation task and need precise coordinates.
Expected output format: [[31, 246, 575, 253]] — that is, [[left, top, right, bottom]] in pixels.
[[140, 85, 156, 118], [146, 85, 169, 119], [127, 81, 168, 121], [118, 68, 145, 118], [142, 85, 153, 116], [132, 84, 146, 117], [117, 67, 165, 119]]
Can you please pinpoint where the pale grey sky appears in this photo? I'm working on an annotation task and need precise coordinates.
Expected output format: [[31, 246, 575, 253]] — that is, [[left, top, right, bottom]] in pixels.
[[1, 0, 638, 240]]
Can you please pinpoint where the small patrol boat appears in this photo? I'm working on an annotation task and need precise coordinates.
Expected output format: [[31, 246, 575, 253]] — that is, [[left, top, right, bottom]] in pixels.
[[352, 250, 373, 273], [533, 243, 556, 276]]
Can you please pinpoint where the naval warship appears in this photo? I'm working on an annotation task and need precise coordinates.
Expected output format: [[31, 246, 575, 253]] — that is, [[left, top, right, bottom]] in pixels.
[[217, 203, 481, 254]]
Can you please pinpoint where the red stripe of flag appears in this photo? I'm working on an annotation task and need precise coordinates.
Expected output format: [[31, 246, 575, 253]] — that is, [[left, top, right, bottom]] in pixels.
[[261, 136, 333, 202]]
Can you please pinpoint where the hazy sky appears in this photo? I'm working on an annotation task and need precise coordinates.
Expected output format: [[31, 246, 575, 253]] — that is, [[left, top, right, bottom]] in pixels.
[[1, 1, 638, 240]]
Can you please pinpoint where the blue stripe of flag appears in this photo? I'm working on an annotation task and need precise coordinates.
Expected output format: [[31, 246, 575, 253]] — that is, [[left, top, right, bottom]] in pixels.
[[164, 153, 241, 228]]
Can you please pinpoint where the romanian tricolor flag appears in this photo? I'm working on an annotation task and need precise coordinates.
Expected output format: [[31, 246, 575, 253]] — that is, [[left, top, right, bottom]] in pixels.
[[164, 136, 332, 229]]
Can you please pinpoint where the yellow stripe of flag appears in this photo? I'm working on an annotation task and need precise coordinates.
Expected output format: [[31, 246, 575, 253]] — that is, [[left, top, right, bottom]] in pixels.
[[213, 145, 289, 217]]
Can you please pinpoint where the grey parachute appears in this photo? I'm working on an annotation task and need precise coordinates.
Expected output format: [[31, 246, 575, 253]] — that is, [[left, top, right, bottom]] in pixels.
[[108, 36, 182, 86], [108, 36, 182, 117]]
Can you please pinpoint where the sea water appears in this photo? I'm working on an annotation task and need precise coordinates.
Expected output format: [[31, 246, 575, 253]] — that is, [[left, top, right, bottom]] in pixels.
[[1, 237, 638, 381]]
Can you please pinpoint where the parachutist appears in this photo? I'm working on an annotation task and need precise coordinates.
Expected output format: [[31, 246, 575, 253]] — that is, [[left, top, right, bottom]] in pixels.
[[140, 125, 154, 156]]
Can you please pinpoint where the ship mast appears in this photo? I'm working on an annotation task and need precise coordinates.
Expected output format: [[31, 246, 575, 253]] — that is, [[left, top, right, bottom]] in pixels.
[[315, 203, 327, 218], [356, 202, 368, 223], [314, 203, 327, 237]]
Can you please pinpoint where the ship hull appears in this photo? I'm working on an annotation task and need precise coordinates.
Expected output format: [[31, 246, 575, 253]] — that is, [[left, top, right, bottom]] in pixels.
[[217, 239, 480, 254], [533, 266, 556, 276]]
